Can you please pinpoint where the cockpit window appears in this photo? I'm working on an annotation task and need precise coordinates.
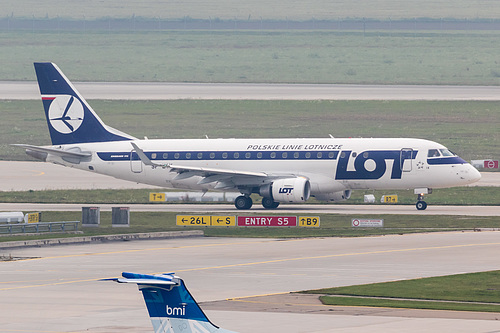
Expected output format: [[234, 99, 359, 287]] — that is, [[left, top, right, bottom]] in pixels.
[[428, 149, 441, 158], [439, 149, 456, 157]]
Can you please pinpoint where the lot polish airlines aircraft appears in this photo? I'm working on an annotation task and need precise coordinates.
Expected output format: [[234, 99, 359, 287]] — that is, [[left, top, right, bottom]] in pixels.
[[15, 62, 481, 210], [104, 271, 237, 333]]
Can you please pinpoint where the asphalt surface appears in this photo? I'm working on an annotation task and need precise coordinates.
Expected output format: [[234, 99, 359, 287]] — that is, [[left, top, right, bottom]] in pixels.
[[2, 232, 500, 332], [1, 203, 500, 217], [3, 81, 500, 100]]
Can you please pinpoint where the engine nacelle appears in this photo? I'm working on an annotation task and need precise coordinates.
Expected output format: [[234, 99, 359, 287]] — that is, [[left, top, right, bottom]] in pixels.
[[261, 177, 311, 203], [314, 190, 352, 202]]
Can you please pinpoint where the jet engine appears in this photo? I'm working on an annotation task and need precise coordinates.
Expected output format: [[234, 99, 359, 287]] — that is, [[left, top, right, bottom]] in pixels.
[[259, 177, 311, 203], [314, 190, 352, 202]]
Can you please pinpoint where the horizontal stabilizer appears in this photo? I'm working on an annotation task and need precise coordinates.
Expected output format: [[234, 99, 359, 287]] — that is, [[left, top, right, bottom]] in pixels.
[[11, 144, 92, 158], [102, 272, 178, 285]]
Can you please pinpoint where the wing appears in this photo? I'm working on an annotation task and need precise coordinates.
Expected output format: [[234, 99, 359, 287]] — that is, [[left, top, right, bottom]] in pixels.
[[130, 142, 293, 189]]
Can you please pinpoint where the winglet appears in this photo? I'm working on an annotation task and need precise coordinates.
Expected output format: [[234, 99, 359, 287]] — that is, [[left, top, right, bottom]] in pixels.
[[131, 142, 169, 168], [104, 272, 238, 333]]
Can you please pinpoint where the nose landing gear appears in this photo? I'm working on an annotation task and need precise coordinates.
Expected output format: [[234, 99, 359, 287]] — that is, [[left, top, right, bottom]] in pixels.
[[414, 188, 431, 211], [416, 195, 427, 211]]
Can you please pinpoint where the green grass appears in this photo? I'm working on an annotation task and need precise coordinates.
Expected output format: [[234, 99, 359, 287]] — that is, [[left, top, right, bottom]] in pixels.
[[2, 100, 499, 161], [318, 296, 500, 312], [4, 0, 500, 20], [304, 271, 500, 312], [1, 211, 499, 243], [2, 30, 500, 85]]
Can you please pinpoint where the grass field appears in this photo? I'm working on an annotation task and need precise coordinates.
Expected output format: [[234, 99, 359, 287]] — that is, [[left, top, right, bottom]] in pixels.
[[2, 31, 500, 85], [1, 211, 499, 243], [2, 99, 498, 161], [4, 0, 500, 20], [304, 271, 500, 312]]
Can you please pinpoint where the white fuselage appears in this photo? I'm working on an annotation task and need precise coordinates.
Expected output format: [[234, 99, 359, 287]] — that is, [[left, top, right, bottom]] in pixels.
[[45, 137, 481, 199]]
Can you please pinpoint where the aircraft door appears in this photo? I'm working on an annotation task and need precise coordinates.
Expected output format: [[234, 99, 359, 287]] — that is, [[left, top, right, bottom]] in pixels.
[[130, 150, 143, 173], [400, 148, 413, 172]]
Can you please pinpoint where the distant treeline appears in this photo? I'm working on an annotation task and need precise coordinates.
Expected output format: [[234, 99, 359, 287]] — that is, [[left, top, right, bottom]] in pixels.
[[2, 16, 500, 32]]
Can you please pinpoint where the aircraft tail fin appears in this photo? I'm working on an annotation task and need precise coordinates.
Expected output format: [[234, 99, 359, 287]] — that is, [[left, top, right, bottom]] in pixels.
[[104, 272, 237, 333], [34, 62, 136, 145]]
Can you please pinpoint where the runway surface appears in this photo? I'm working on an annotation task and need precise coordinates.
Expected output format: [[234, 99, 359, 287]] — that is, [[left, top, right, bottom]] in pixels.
[[1, 202, 500, 217], [1, 161, 498, 216], [3, 81, 500, 100], [1, 232, 500, 332]]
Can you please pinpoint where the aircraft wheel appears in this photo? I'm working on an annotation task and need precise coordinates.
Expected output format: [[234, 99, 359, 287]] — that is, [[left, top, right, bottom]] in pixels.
[[262, 197, 280, 209], [235, 196, 253, 210], [416, 201, 427, 211]]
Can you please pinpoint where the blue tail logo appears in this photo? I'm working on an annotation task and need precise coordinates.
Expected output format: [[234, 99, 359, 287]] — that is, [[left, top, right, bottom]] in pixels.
[[46, 95, 84, 134], [103, 272, 237, 333], [34, 62, 135, 145]]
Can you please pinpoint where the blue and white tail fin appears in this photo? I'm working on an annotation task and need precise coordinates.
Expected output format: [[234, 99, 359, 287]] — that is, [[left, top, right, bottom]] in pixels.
[[104, 272, 238, 333], [34, 62, 136, 145]]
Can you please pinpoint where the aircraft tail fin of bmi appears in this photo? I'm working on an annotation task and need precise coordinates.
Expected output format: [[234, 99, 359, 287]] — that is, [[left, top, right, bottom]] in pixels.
[[103, 272, 238, 333], [34, 62, 136, 145]]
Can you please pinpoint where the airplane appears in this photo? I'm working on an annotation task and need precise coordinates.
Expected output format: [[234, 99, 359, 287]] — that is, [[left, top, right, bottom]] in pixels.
[[103, 271, 238, 333], [14, 62, 481, 210]]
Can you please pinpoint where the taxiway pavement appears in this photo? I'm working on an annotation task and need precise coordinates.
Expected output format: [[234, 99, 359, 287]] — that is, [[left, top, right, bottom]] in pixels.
[[3, 81, 500, 100], [1, 232, 500, 332]]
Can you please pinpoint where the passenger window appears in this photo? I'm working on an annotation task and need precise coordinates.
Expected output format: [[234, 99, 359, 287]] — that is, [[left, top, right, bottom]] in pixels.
[[197, 153, 203, 159], [428, 149, 441, 158], [234, 152, 239, 159], [245, 152, 251, 159]]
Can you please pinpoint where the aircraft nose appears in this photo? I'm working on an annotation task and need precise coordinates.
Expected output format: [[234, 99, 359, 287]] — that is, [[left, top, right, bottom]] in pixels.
[[465, 164, 482, 183]]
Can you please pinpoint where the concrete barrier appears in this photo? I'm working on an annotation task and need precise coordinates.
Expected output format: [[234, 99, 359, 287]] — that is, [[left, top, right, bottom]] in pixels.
[[0, 230, 204, 249]]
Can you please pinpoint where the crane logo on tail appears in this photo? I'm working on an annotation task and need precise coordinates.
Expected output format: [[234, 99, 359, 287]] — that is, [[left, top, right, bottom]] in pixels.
[[45, 95, 84, 134]]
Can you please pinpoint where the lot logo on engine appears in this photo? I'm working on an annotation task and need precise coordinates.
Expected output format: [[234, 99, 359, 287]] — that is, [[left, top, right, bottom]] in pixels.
[[278, 187, 293, 194]]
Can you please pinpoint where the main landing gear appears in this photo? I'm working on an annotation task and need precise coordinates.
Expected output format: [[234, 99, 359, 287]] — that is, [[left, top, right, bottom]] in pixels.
[[234, 196, 280, 210], [261, 197, 280, 209], [234, 195, 253, 210]]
